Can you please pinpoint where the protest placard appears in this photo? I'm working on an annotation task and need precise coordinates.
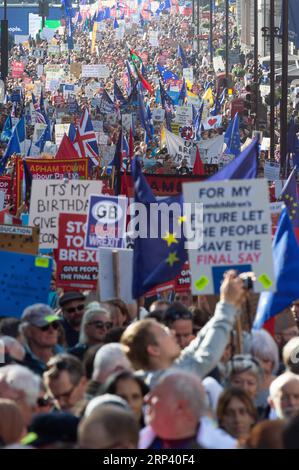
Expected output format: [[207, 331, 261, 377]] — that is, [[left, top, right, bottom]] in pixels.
[[183, 179, 275, 294], [183, 68, 194, 84], [0, 176, 12, 206], [85, 195, 127, 250], [166, 129, 197, 166], [202, 115, 222, 130], [0, 224, 39, 255], [55, 213, 98, 290], [213, 56, 225, 72], [55, 123, 70, 146], [0, 250, 52, 317], [152, 108, 165, 122], [29, 180, 103, 249], [174, 106, 193, 126], [98, 248, 133, 303], [82, 64, 110, 79], [70, 63, 82, 79], [11, 62, 24, 79], [149, 30, 159, 47], [197, 135, 224, 163], [264, 161, 280, 181], [29, 13, 41, 38]]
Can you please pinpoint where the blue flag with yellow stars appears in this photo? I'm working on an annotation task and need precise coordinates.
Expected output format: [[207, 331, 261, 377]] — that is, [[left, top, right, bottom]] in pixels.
[[224, 112, 241, 157], [131, 157, 187, 298], [280, 166, 299, 240]]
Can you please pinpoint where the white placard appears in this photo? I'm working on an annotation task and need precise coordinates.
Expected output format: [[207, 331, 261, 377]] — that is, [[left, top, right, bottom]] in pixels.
[[40, 28, 56, 42], [149, 30, 159, 47], [99, 248, 133, 303], [28, 13, 41, 39], [81, 64, 110, 79], [55, 124, 70, 146], [152, 108, 165, 122], [37, 65, 44, 78], [175, 105, 193, 125], [183, 179, 275, 294], [264, 161, 280, 181], [183, 67, 194, 84], [213, 56, 225, 72], [29, 180, 103, 249]]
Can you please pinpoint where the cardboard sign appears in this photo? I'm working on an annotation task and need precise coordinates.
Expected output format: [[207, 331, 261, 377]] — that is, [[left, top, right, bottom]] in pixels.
[[202, 115, 222, 130], [98, 247, 133, 303], [16, 158, 89, 208], [183, 68, 194, 84], [0, 224, 39, 254], [175, 106, 193, 126], [29, 180, 103, 249], [149, 30, 159, 47], [183, 179, 275, 294], [85, 195, 127, 250], [0, 250, 52, 317], [213, 56, 225, 72], [82, 64, 110, 79], [55, 213, 98, 290]]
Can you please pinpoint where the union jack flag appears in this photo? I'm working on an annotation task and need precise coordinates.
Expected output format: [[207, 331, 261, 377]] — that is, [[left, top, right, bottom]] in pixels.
[[32, 93, 47, 124], [74, 108, 100, 166]]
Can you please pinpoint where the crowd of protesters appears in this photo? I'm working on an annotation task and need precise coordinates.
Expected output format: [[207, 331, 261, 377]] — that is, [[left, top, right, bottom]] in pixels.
[[1, 0, 299, 450]]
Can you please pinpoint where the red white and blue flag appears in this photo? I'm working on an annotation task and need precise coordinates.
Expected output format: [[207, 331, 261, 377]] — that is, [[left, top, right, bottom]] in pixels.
[[74, 108, 100, 166]]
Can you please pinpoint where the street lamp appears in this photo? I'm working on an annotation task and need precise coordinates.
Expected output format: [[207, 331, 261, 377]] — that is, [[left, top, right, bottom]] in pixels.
[[0, 0, 9, 83]]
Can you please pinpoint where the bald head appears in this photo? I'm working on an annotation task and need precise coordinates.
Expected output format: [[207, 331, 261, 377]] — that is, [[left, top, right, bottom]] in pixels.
[[145, 369, 207, 440], [78, 405, 139, 449]]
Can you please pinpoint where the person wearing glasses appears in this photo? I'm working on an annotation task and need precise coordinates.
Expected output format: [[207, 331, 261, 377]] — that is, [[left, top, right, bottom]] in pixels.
[[59, 292, 86, 348], [43, 354, 87, 415], [68, 302, 113, 361], [163, 303, 195, 350], [20, 304, 64, 376]]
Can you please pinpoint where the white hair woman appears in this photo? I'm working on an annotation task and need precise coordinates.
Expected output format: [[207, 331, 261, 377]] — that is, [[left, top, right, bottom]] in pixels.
[[68, 302, 113, 361], [250, 329, 279, 409]]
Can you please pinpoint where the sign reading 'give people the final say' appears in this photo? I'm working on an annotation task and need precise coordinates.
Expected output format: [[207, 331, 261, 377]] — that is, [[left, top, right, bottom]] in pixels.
[[183, 179, 275, 295]]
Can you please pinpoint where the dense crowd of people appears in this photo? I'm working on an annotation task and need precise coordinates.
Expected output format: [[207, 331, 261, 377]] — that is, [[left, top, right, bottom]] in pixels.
[[1, 0, 299, 451]]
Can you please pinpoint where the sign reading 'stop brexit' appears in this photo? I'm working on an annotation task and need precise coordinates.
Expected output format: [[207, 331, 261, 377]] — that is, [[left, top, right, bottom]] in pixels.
[[85, 195, 127, 250], [183, 179, 275, 295]]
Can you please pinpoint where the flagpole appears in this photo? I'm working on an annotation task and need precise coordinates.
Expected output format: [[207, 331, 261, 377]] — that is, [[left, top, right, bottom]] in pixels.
[[269, 0, 275, 160], [280, 0, 288, 178], [197, 0, 200, 54], [225, 0, 229, 81], [209, 0, 213, 65]]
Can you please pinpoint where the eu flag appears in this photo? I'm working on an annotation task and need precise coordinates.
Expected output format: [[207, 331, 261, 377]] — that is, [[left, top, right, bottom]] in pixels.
[[131, 157, 187, 298], [209, 137, 258, 181], [280, 166, 299, 239], [253, 208, 299, 329], [224, 113, 241, 157]]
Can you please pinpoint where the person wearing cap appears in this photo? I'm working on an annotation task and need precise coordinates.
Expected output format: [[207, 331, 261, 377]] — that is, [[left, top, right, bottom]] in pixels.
[[59, 292, 86, 348], [21, 412, 79, 449], [20, 304, 64, 376]]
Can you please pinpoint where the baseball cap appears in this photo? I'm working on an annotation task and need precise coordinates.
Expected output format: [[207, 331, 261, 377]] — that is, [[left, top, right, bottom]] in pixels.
[[21, 304, 60, 328], [21, 412, 79, 448], [59, 291, 86, 307]]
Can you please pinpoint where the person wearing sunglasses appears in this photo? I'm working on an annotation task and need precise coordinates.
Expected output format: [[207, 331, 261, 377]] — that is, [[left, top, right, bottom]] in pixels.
[[68, 302, 113, 361], [43, 354, 87, 415], [59, 292, 86, 348], [20, 304, 64, 376]]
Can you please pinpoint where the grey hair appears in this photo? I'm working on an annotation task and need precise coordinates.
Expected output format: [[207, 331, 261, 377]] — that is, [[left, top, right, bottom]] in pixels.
[[226, 354, 264, 385], [79, 303, 111, 344], [250, 329, 280, 374], [269, 371, 299, 399], [282, 337, 299, 373], [0, 336, 25, 362], [157, 368, 208, 418], [0, 365, 40, 407], [92, 343, 132, 383]]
